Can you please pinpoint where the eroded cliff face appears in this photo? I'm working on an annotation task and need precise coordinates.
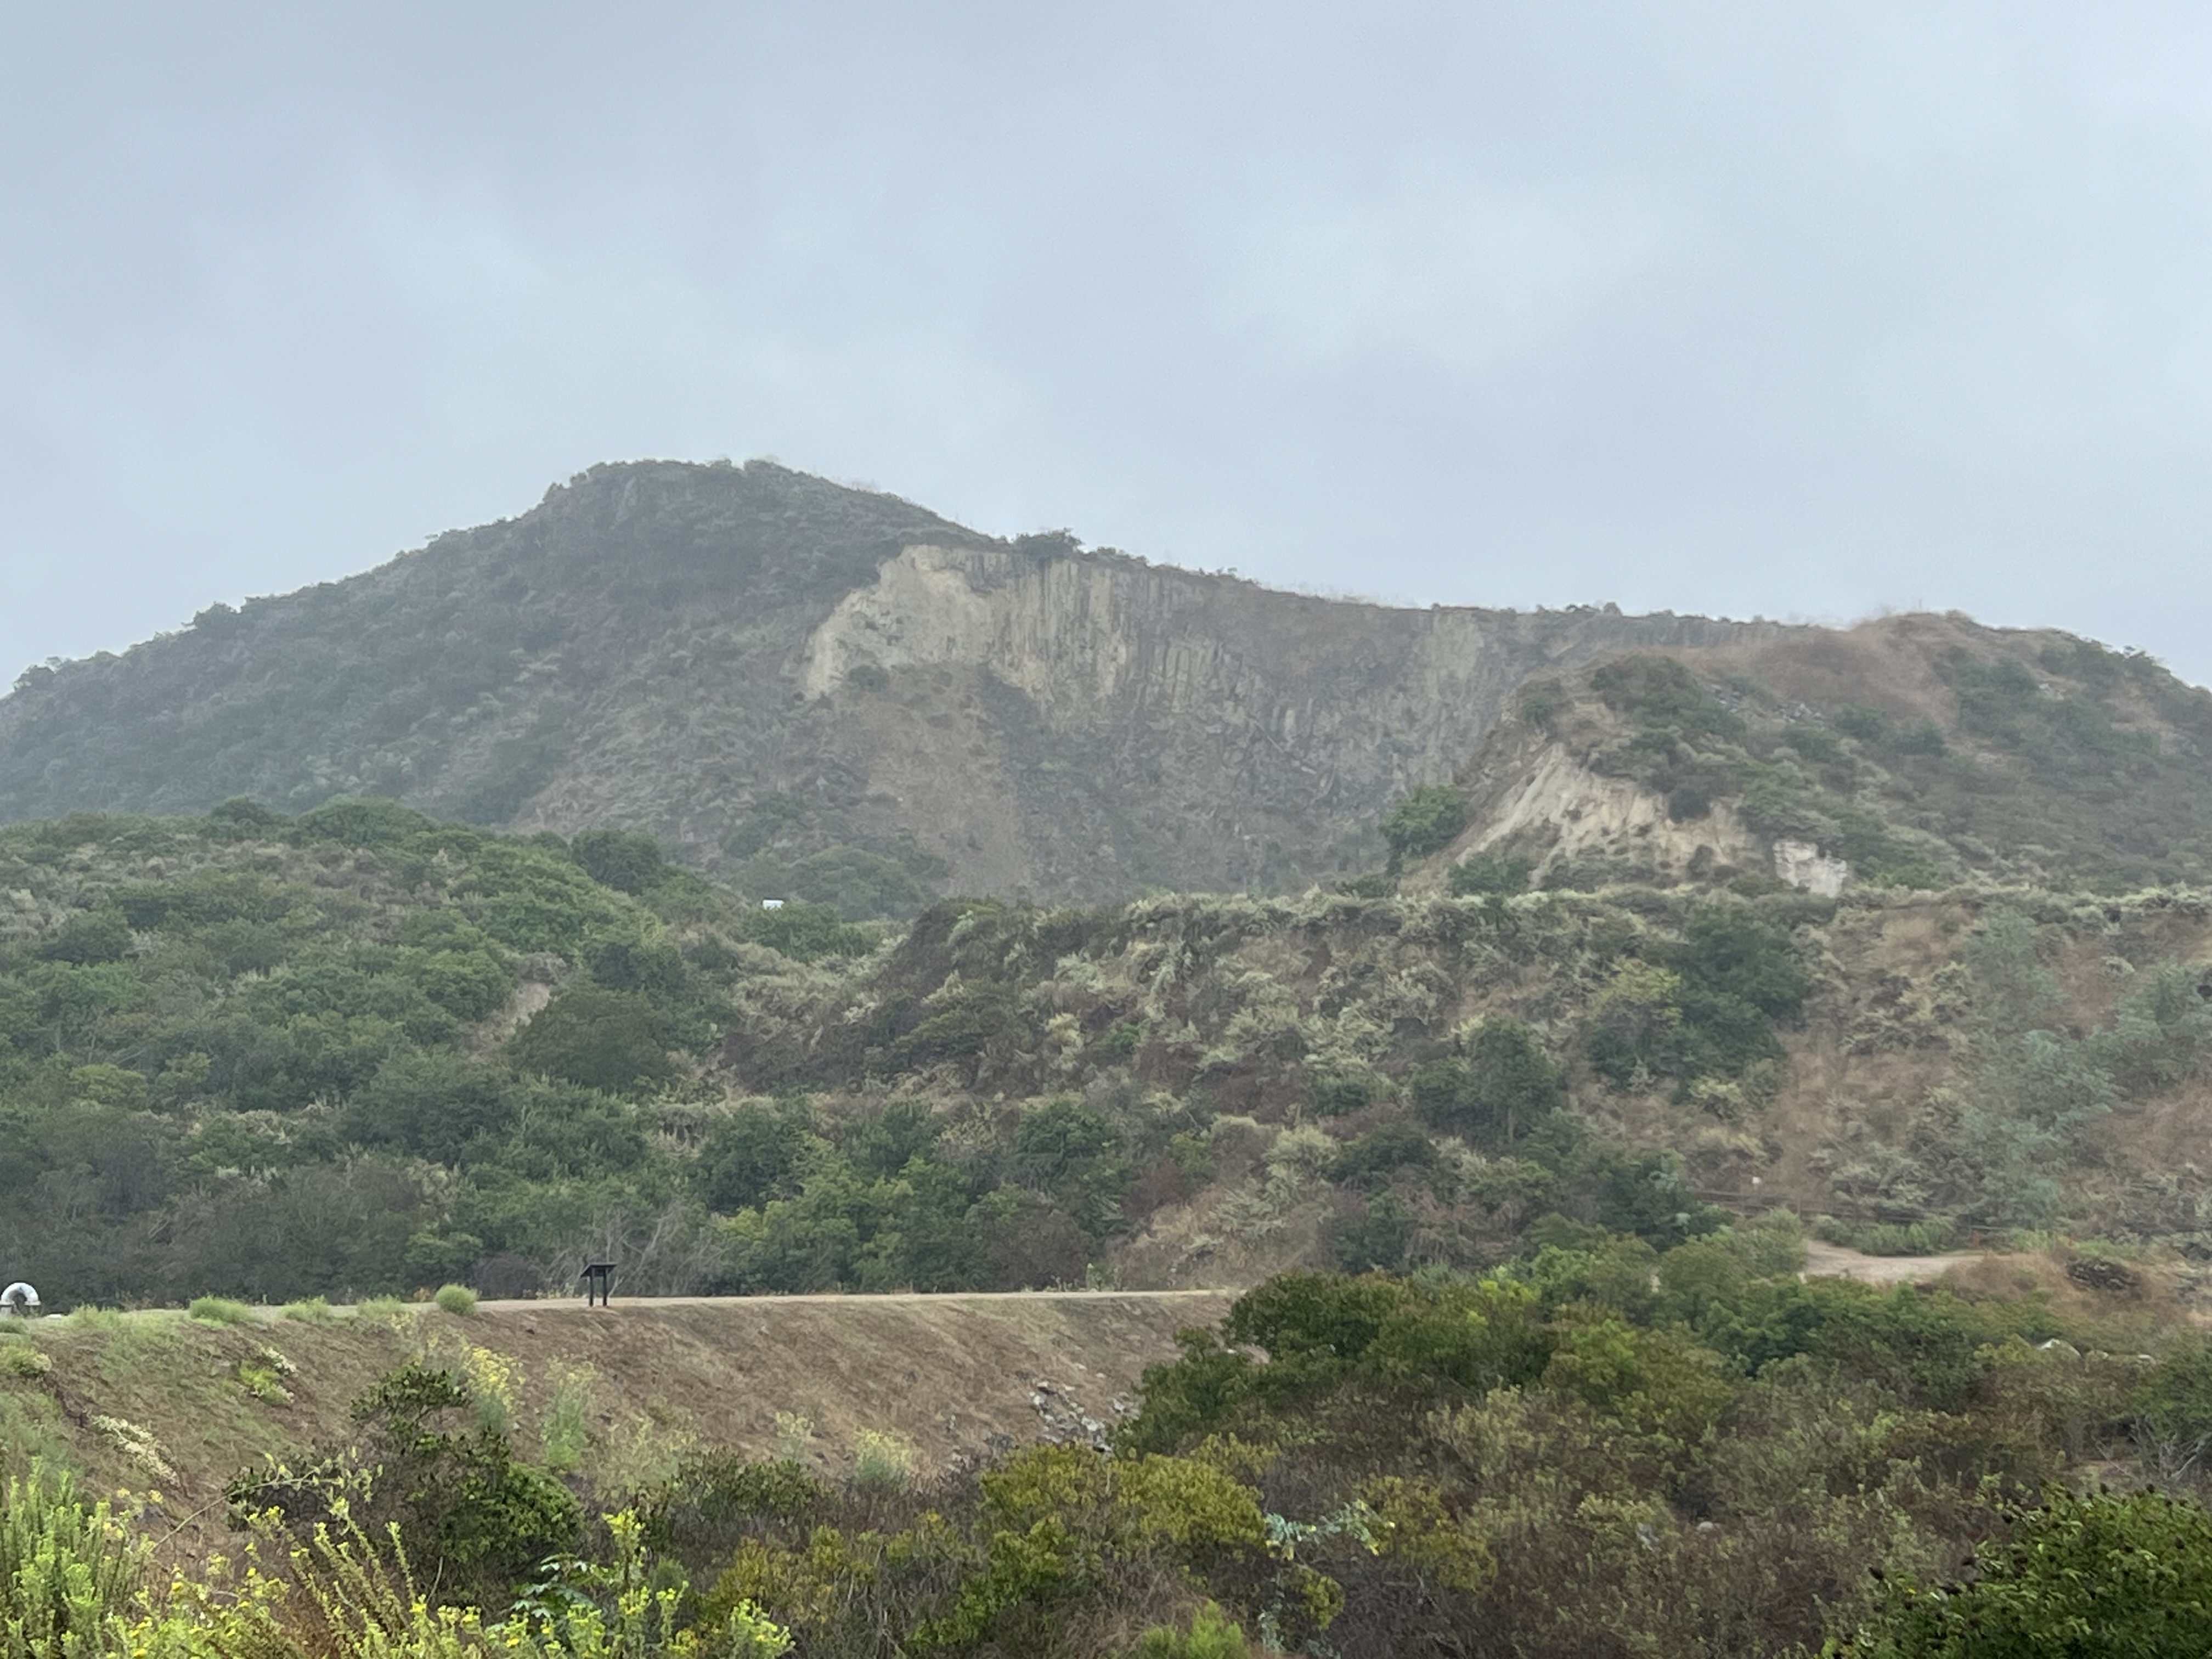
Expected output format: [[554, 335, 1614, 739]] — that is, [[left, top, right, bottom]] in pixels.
[[1460, 742, 1764, 880], [766, 540, 1781, 898], [0, 460, 1786, 902]]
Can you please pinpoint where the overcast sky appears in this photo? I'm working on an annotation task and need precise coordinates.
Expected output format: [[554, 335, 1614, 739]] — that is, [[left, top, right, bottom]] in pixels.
[[4, 3, 2210, 688]]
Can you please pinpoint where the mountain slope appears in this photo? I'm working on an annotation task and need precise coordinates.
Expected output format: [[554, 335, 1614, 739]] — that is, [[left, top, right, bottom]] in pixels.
[[1418, 614, 2212, 898], [0, 459, 1776, 905]]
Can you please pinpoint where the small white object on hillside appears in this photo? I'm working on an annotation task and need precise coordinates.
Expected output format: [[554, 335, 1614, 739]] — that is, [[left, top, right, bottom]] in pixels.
[[761, 898, 785, 910], [1, 1282, 39, 1316]]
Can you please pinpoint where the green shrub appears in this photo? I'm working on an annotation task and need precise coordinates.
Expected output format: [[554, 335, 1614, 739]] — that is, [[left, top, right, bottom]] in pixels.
[[1329, 1121, 1435, 1186], [852, 1429, 916, 1490], [695, 1101, 811, 1212], [1587, 904, 1811, 1088], [238, 1359, 293, 1404], [1126, 1601, 1251, 1659], [1410, 1019, 1565, 1147], [1778, 724, 1844, 765], [568, 827, 672, 895], [433, 1283, 478, 1317], [1589, 656, 1744, 739], [1310, 1071, 1376, 1116], [785, 845, 924, 920], [230, 1362, 582, 1608], [1850, 1220, 1960, 1256], [356, 1296, 409, 1324], [280, 1296, 334, 1323], [1890, 719, 1948, 757], [1838, 1488, 2212, 1657], [640, 1452, 821, 1561], [540, 1367, 594, 1474], [1335, 872, 1397, 899], [1829, 808, 1949, 888], [0, 1466, 149, 1650], [1448, 851, 1532, 897], [187, 1296, 256, 1327], [1330, 1195, 1415, 1272], [37, 907, 134, 966], [1382, 786, 1469, 871], [1833, 704, 1891, 742], [0, 1345, 53, 1380], [505, 987, 674, 1097], [50, 1307, 123, 1335]]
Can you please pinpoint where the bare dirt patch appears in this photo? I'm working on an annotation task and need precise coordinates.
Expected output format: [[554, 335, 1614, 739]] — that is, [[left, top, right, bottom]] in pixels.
[[1801, 1242, 1982, 1284]]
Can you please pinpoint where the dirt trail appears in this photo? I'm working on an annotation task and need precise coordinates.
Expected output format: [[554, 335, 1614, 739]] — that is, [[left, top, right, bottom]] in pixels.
[[1801, 1242, 1982, 1284], [470, 1288, 1229, 1313]]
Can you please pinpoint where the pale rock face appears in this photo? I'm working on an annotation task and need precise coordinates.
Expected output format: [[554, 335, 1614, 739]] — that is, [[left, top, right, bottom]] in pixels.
[[1464, 742, 1762, 884], [1773, 838, 1850, 896], [790, 544, 1780, 896], [802, 546, 1142, 705]]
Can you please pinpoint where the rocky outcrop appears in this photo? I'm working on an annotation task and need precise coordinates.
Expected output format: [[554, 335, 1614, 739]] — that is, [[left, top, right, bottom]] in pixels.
[[1772, 838, 1852, 896], [1457, 740, 1765, 885]]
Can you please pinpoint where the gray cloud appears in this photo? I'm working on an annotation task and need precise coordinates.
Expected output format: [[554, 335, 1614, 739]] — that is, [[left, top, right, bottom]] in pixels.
[[3, 2, 2208, 686]]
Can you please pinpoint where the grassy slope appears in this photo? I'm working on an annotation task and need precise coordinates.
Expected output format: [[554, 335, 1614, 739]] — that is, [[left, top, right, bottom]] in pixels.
[[0, 1290, 1231, 1566]]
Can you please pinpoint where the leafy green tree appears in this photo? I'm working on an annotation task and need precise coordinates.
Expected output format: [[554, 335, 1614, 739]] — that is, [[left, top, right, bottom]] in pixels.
[[1330, 1194, 1415, 1271], [1410, 1018, 1566, 1147], [1584, 960, 1688, 1086], [1381, 786, 1469, 872], [695, 1102, 811, 1212], [843, 1097, 941, 1178], [37, 906, 133, 966], [733, 899, 873, 962], [1671, 902, 1810, 1076], [1329, 1120, 1435, 1187], [1448, 851, 1531, 898], [345, 1049, 516, 1165], [1837, 1488, 2212, 1657], [855, 1155, 989, 1290], [568, 827, 672, 895], [785, 846, 924, 919], [1578, 1148, 1727, 1248], [1012, 1096, 1126, 1227], [505, 988, 673, 1097]]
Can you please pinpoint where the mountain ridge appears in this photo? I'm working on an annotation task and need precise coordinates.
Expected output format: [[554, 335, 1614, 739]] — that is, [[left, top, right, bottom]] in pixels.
[[0, 459, 1783, 904], [6, 458, 2206, 907]]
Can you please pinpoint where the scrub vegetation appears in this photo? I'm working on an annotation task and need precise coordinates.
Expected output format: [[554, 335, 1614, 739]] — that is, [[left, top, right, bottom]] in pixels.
[[6, 616, 2212, 1651], [11, 1244, 2212, 1656]]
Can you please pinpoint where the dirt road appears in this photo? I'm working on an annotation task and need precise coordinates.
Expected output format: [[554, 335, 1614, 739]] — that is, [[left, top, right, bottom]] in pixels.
[[1801, 1241, 1981, 1284], [471, 1287, 1230, 1314]]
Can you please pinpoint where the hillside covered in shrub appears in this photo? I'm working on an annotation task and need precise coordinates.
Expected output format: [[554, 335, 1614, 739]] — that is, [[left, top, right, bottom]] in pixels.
[[1446, 622, 2212, 898], [5, 772, 2210, 1312], [10, 1244, 2212, 1657], [0, 801, 879, 1305]]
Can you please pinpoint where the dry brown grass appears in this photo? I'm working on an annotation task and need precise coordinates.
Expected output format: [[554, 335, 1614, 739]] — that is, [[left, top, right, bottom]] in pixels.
[[5, 1290, 1231, 1568]]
